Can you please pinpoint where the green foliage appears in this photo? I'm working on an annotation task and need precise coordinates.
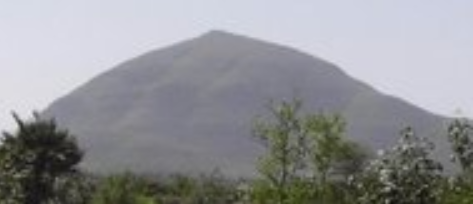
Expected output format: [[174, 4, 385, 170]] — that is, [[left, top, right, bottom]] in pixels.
[[6, 105, 473, 204], [304, 113, 367, 203], [248, 179, 271, 204], [167, 174, 197, 199], [198, 171, 238, 204], [305, 113, 347, 180], [252, 100, 306, 204], [0, 112, 83, 204], [439, 177, 473, 204], [252, 100, 366, 204], [91, 173, 156, 204], [161, 171, 238, 204]]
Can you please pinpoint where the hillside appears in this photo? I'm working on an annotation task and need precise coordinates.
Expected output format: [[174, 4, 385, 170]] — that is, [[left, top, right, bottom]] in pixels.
[[43, 31, 449, 177]]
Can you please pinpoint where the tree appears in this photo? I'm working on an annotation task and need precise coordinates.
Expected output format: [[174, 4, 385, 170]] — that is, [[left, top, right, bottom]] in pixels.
[[447, 118, 473, 173], [251, 100, 365, 204], [252, 100, 307, 204], [304, 113, 366, 203], [0, 112, 83, 204], [440, 118, 473, 204], [356, 127, 443, 204]]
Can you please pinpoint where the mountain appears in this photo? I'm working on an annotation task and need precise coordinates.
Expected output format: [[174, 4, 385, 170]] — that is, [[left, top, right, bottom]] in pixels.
[[43, 30, 450, 177]]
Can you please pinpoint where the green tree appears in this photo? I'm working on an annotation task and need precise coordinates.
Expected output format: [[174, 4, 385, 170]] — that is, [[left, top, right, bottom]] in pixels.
[[0, 112, 83, 204], [252, 100, 307, 204], [251, 100, 364, 204], [304, 113, 367, 203]]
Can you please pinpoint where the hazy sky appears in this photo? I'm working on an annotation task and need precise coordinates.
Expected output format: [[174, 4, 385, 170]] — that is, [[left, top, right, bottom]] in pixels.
[[1, 0, 472, 129]]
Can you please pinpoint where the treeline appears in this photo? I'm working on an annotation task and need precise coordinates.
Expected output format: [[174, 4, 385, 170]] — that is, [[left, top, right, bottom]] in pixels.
[[1, 101, 473, 203]]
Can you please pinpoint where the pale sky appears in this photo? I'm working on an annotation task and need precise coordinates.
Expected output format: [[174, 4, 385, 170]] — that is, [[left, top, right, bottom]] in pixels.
[[1, 0, 472, 129]]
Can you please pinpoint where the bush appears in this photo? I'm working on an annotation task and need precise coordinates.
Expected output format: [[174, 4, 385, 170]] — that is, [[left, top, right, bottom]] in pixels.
[[91, 173, 157, 204]]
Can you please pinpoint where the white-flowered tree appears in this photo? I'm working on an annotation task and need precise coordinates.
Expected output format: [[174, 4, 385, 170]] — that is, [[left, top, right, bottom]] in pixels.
[[441, 118, 473, 204], [355, 127, 443, 204]]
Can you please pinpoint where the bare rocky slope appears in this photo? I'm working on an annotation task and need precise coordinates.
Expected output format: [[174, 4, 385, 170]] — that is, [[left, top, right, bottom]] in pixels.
[[43, 31, 450, 177]]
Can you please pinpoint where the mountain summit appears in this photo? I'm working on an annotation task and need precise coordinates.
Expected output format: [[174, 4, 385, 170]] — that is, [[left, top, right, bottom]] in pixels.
[[43, 31, 448, 177]]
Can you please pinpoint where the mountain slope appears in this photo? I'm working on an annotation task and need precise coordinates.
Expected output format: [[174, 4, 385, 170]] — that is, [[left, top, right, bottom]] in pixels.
[[43, 31, 449, 177]]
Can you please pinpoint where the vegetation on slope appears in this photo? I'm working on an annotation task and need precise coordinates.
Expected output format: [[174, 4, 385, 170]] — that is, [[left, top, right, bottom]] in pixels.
[[1, 101, 473, 203]]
